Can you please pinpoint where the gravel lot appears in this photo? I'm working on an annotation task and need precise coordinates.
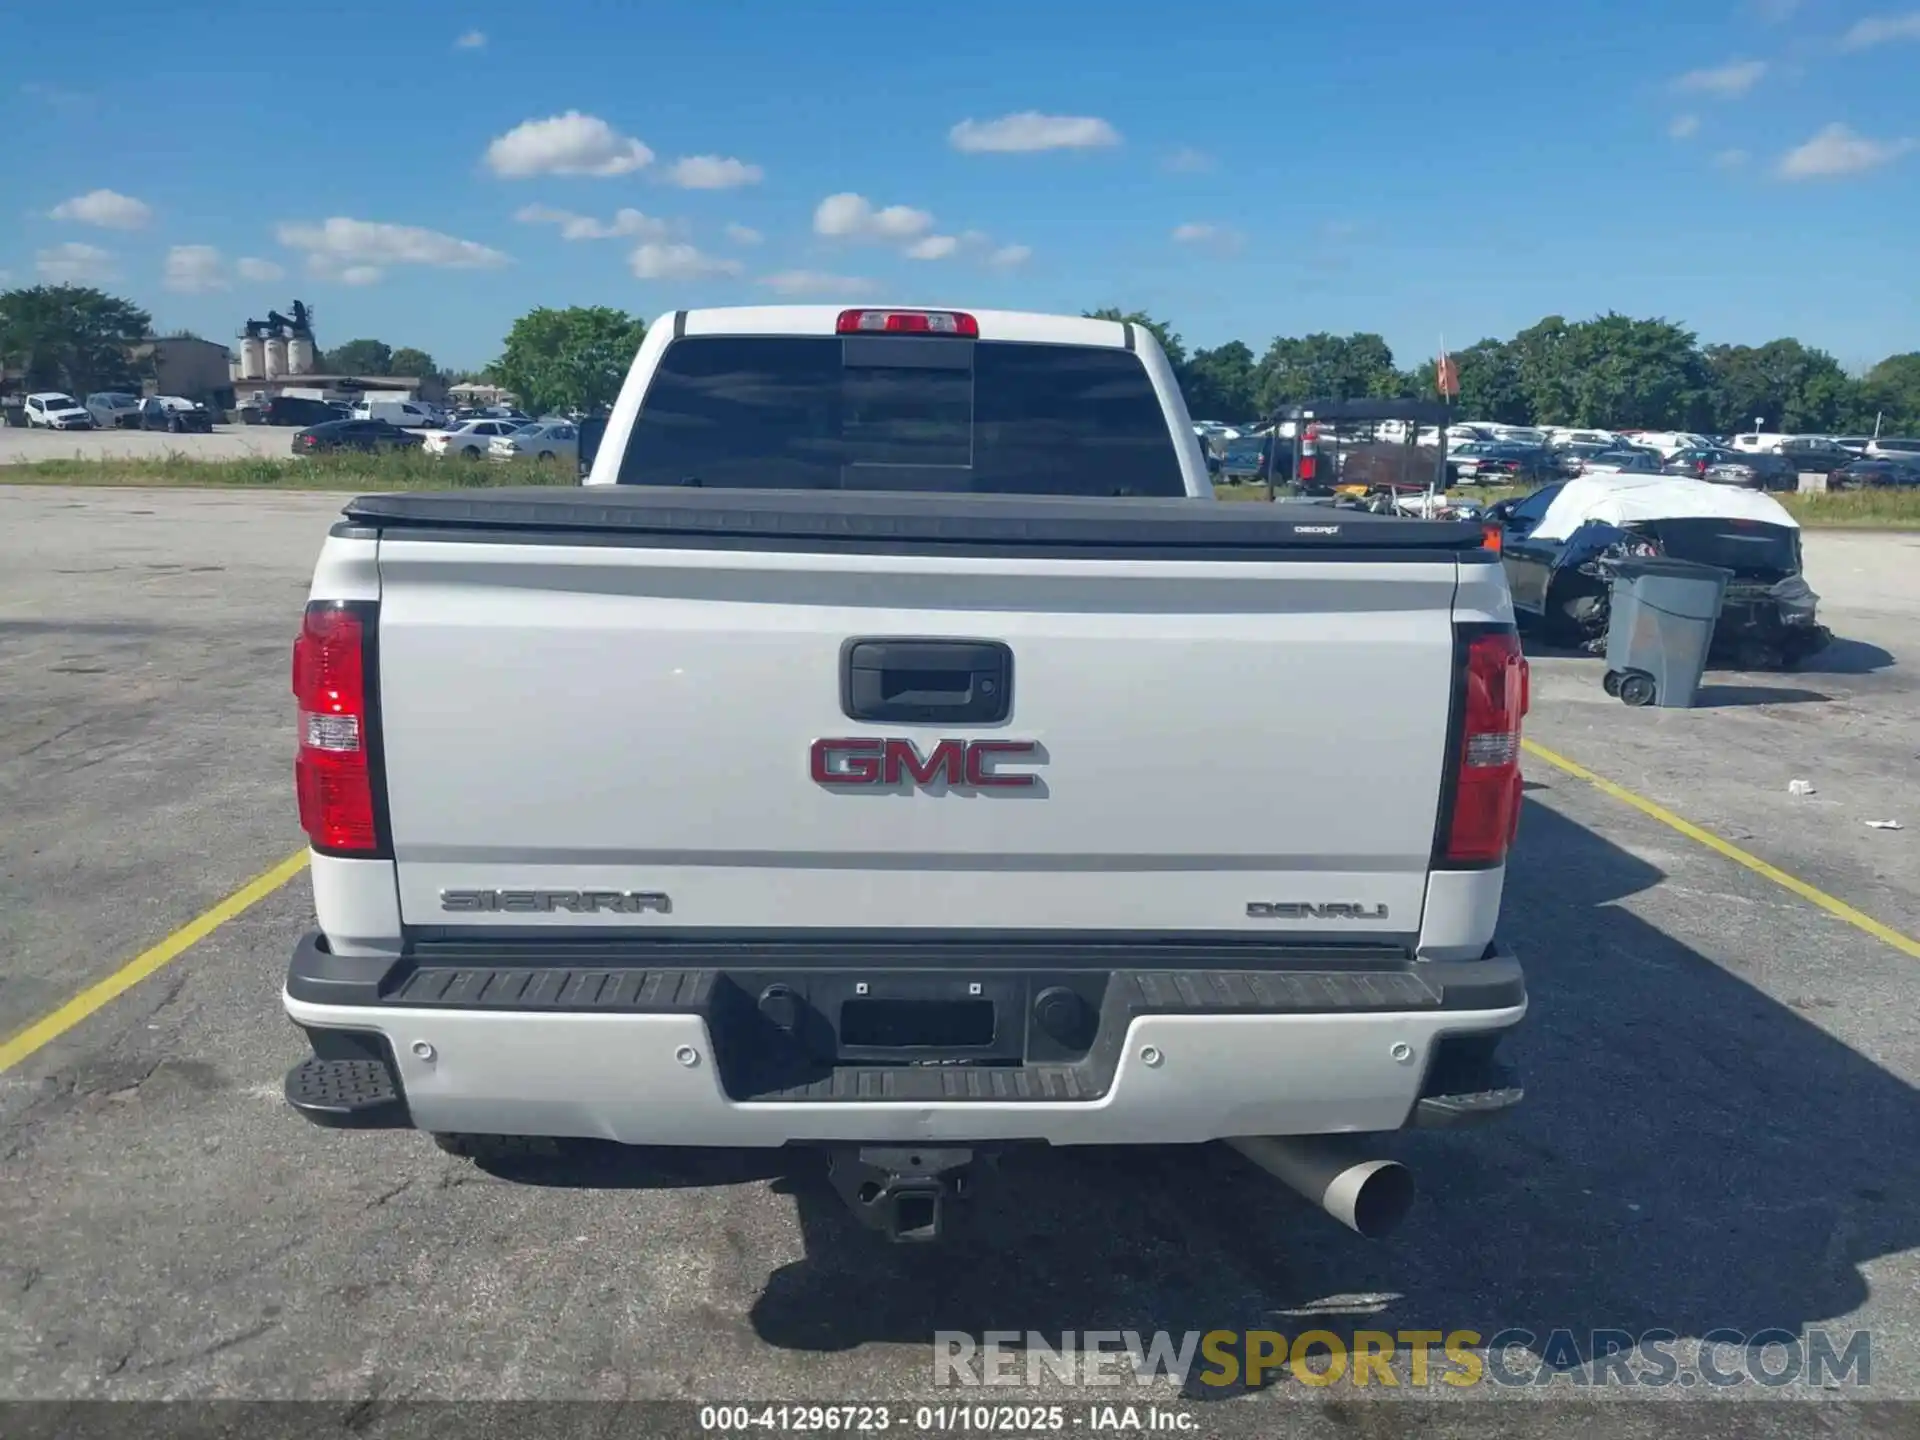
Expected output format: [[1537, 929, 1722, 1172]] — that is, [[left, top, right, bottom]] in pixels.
[[1, 486, 1916, 1429]]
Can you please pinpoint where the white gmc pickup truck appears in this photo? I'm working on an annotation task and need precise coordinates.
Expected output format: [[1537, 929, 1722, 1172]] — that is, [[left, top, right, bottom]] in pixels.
[[283, 305, 1529, 1243]]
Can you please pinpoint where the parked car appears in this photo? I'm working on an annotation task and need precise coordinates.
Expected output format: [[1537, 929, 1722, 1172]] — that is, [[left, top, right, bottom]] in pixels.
[[1829, 458, 1920, 489], [291, 418, 420, 455], [1456, 442, 1561, 485], [1487, 475, 1830, 668], [23, 392, 95, 430], [422, 419, 529, 460], [1664, 447, 1796, 491], [1575, 448, 1665, 476], [1865, 436, 1920, 460], [488, 420, 579, 465], [262, 396, 341, 428], [85, 392, 144, 429], [138, 395, 215, 433], [1777, 437, 1858, 474]]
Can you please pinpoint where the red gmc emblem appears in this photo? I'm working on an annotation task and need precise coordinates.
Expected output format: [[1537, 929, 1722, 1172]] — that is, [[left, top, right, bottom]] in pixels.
[[811, 737, 1042, 789]]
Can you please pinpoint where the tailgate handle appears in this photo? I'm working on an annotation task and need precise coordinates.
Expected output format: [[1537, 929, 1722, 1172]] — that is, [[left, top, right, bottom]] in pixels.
[[842, 639, 1013, 725]]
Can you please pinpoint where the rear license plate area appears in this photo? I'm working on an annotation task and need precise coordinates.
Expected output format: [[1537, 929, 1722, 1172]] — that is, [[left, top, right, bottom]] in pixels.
[[839, 997, 997, 1051]]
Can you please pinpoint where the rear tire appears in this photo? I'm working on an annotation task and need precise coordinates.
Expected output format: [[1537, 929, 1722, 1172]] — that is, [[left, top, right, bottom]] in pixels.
[[1603, 670, 1622, 697]]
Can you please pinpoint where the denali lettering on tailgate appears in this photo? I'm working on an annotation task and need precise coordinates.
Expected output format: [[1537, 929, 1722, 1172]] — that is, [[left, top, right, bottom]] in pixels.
[[440, 889, 672, 914], [811, 737, 1042, 789], [1247, 901, 1390, 920]]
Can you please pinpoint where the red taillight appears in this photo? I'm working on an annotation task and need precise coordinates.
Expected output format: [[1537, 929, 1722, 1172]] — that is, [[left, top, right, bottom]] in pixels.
[[1481, 522, 1503, 553], [1441, 629, 1528, 866], [292, 603, 382, 854], [836, 309, 979, 337]]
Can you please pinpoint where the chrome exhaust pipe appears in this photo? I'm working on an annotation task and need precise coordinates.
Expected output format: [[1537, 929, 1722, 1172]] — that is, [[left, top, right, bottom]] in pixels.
[[1227, 1135, 1415, 1239]]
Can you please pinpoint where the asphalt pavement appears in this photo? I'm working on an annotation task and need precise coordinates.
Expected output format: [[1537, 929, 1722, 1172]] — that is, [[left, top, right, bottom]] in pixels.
[[2, 486, 1916, 1427]]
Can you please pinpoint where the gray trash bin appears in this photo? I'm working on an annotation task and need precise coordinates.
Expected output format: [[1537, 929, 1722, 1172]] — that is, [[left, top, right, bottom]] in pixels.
[[1602, 557, 1733, 708]]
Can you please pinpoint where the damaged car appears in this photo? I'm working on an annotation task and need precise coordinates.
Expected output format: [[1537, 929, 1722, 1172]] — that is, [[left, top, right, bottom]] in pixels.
[[1489, 474, 1832, 669]]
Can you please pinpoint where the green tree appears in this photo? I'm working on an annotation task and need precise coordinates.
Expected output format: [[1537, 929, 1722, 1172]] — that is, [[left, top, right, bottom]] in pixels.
[[1857, 353, 1920, 434], [1253, 332, 1402, 411], [1083, 308, 1187, 369], [0, 284, 152, 394], [325, 338, 393, 375], [1553, 313, 1714, 429], [1508, 316, 1574, 424], [1702, 339, 1858, 434], [489, 306, 648, 415], [1449, 340, 1532, 424], [388, 346, 438, 380], [1182, 341, 1259, 419]]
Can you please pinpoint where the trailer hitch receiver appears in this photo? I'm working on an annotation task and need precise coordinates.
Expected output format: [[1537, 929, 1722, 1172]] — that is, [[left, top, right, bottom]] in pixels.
[[827, 1146, 992, 1243]]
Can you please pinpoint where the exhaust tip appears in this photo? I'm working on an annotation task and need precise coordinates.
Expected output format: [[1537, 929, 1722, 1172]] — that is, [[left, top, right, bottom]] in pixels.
[[1227, 1136, 1417, 1240], [1340, 1159, 1416, 1240]]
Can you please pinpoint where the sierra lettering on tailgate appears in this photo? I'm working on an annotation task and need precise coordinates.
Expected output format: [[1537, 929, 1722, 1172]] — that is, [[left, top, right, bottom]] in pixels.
[[811, 737, 1042, 789]]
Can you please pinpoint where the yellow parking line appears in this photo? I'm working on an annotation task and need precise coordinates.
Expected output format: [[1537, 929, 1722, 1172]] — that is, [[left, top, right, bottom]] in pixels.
[[1523, 738, 1920, 961], [0, 849, 310, 1075]]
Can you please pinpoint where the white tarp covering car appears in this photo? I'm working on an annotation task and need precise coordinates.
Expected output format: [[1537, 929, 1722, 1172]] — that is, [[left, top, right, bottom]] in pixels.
[[1529, 474, 1798, 545]]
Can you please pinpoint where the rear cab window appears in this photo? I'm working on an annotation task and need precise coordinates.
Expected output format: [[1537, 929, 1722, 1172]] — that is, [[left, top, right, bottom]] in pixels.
[[615, 334, 1187, 497]]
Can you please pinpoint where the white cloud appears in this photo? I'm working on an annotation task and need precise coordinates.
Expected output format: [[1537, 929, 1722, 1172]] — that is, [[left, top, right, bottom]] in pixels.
[[1171, 222, 1245, 254], [724, 222, 763, 245], [163, 245, 229, 293], [48, 188, 151, 230], [277, 217, 509, 284], [985, 244, 1032, 270], [813, 192, 934, 243], [1669, 113, 1701, 139], [36, 242, 116, 282], [1714, 148, 1751, 169], [905, 235, 959, 261], [949, 112, 1121, 153], [162, 246, 286, 292], [1838, 11, 1920, 49], [514, 203, 671, 240], [1776, 122, 1917, 179], [628, 242, 744, 281], [1162, 146, 1216, 173], [1671, 59, 1767, 98], [454, 29, 486, 48], [662, 155, 764, 189], [758, 270, 879, 297], [484, 112, 653, 178]]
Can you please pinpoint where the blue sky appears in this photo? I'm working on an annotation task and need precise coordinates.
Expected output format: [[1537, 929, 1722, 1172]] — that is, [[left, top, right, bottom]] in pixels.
[[7, 0, 1917, 373]]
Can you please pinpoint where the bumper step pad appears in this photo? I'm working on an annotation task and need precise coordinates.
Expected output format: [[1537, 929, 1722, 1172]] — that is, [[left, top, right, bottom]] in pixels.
[[284, 1056, 411, 1130]]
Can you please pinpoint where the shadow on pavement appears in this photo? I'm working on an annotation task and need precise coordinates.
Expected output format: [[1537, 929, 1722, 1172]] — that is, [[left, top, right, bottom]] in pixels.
[[738, 797, 1920, 1391], [1791, 637, 1896, 676], [1692, 683, 1832, 707]]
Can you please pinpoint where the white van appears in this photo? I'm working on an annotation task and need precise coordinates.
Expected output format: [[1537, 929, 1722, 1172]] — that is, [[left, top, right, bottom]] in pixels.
[[352, 398, 440, 429], [1729, 432, 1792, 454]]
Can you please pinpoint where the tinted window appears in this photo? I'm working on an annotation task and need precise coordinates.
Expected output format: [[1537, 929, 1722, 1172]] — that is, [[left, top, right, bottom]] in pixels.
[[1507, 484, 1564, 523], [616, 336, 1185, 496]]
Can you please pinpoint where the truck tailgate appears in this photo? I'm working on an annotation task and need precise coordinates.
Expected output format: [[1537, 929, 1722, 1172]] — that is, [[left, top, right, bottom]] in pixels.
[[371, 535, 1462, 937]]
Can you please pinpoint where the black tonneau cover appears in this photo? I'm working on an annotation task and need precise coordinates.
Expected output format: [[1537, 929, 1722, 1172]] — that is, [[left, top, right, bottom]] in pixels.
[[339, 486, 1488, 558]]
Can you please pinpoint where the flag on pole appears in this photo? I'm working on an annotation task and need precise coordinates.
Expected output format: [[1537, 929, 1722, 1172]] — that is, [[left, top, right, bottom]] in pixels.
[[1435, 335, 1459, 398]]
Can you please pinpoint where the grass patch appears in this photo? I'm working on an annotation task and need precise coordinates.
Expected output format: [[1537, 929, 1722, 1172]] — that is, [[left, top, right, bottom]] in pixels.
[[1, 450, 579, 491]]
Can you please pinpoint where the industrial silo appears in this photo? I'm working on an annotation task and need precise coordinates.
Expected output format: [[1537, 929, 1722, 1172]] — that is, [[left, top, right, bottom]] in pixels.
[[263, 336, 288, 378], [288, 336, 316, 376], [238, 333, 265, 380]]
